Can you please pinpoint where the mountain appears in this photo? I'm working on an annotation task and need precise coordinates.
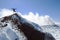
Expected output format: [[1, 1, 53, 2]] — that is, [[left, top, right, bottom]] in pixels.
[[41, 25, 60, 40], [0, 13, 55, 40]]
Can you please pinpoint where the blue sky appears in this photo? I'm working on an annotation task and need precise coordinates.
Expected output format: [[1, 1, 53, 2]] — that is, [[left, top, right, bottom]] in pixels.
[[0, 0, 60, 22]]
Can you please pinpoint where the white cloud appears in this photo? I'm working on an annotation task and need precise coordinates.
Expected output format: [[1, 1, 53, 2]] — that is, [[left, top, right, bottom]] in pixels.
[[0, 8, 60, 26], [0, 8, 14, 18], [55, 22, 60, 26], [22, 12, 55, 26]]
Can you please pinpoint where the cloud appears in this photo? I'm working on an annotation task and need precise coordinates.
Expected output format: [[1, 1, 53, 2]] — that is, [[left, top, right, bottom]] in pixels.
[[0, 8, 14, 18], [55, 22, 60, 26], [0, 8, 60, 26], [22, 12, 55, 26]]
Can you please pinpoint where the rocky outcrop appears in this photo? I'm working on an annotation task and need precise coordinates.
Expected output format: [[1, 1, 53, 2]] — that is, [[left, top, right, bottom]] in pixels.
[[0, 13, 55, 40]]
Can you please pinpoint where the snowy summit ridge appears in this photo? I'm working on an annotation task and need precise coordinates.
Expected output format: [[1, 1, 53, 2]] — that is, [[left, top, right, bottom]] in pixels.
[[0, 8, 58, 26], [0, 9, 55, 40]]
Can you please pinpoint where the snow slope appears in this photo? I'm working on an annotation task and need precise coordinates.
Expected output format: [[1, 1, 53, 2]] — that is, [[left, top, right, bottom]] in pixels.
[[0, 13, 55, 40], [41, 25, 60, 40], [0, 9, 57, 40], [0, 15, 27, 40]]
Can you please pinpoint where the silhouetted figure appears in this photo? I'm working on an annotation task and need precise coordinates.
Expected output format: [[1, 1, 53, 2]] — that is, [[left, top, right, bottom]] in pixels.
[[12, 8, 16, 12]]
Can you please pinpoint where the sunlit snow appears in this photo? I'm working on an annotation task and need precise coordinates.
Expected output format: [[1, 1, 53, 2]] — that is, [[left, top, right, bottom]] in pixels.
[[0, 20, 27, 40], [0, 8, 60, 40]]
